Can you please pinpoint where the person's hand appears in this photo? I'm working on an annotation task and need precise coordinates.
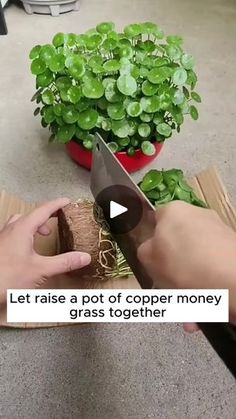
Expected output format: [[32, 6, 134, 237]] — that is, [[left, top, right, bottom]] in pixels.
[[0, 198, 91, 303], [138, 201, 236, 329]]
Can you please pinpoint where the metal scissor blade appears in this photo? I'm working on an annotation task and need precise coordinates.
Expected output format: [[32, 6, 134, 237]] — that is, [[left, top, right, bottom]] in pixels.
[[90, 132, 156, 289]]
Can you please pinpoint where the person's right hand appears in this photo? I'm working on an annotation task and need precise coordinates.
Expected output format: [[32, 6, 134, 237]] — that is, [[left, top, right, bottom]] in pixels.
[[138, 201, 236, 326]]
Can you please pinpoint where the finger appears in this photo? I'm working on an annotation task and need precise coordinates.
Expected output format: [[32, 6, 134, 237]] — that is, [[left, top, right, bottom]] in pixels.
[[25, 198, 70, 233], [40, 252, 91, 277], [137, 238, 152, 264], [37, 224, 51, 236], [183, 323, 200, 333], [6, 213, 22, 225]]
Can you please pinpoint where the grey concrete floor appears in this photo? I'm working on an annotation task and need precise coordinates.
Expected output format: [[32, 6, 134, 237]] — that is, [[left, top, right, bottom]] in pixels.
[[0, 0, 236, 418]]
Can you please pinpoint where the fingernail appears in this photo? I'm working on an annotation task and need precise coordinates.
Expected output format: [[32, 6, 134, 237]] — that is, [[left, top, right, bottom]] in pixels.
[[79, 252, 91, 266]]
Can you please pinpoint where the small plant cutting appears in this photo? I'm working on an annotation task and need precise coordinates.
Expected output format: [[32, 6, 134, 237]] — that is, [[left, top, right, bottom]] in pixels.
[[30, 21, 201, 162], [139, 168, 207, 207], [57, 169, 206, 283]]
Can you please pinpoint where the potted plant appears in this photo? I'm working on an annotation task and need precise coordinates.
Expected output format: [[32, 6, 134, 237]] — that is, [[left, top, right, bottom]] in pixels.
[[30, 22, 201, 173]]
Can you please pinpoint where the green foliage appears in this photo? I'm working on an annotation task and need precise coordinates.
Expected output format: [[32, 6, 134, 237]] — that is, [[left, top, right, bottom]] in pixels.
[[30, 22, 201, 155], [139, 169, 207, 207]]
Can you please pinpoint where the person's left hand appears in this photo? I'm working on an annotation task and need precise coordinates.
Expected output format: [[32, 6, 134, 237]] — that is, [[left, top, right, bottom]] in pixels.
[[0, 198, 91, 303]]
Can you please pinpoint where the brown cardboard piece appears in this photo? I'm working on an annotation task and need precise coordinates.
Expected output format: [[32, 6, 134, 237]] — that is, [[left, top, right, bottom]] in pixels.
[[0, 166, 236, 328]]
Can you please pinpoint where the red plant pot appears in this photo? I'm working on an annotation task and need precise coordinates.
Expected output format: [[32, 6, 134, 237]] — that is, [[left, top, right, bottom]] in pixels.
[[66, 140, 163, 173]]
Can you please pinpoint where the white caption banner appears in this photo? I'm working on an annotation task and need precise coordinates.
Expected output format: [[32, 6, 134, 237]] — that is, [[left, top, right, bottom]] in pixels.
[[7, 289, 229, 323]]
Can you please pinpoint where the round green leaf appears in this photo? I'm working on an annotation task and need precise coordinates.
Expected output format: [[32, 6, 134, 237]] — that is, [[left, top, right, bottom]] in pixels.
[[85, 34, 103, 50], [126, 101, 142, 117], [153, 57, 169, 68], [117, 75, 137, 96], [102, 77, 116, 88], [191, 91, 201, 103], [97, 97, 108, 110], [138, 123, 151, 138], [190, 105, 199, 120], [112, 119, 130, 138], [66, 55, 85, 80], [187, 70, 198, 89], [172, 68, 187, 86], [55, 116, 65, 126], [142, 80, 158, 96], [148, 67, 172, 84], [127, 146, 136, 156], [107, 103, 125, 120], [119, 57, 132, 75], [140, 113, 153, 123], [103, 59, 120, 72], [166, 35, 183, 46], [31, 58, 47, 75], [64, 33, 77, 47], [141, 141, 156, 156], [56, 124, 75, 143], [140, 170, 163, 192], [159, 91, 172, 110], [75, 98, 90, 112], [118, 38, 131, 48], [172, 89, 185, 105], [124, 23, 142, 37], [40, 45, 55, 64], [131, 65, 140, 79], [42, 90, 54, 105], [82, 79, 104, 99], [82, 71, 95, 83], [82, 134, 94, 150], [131, 138, 139, 147], [153, 114, 164, 125], [166, 45, 181, 60], [142, 40, 156, 53], [107, 31, 119, 41], [118, 137, 130, 147], [96, 22, 115, 34], [140, 96, 160, 113], [67, 86, 81, 104], [53, 103, 64, 116], [43, 106, 55, 124], [101, 117, 112, 131], [156, 122, 172, 137], [181, 53, 194, 70], [105, 82, 123, 103], [77, 109, 99, 130], [60, 88, 70, 102], [36, 69, 54, 87], [171, 108, 184, 125], [52, 33, 65, 47], [119, 46, 133, 59], [62, 105, 79, 124], [49, 54, 65, 72], [139, 67, 149, 77], [108, 142, 119, 153], [88, 55, 103, 69], [102, 38, 118, 51], [29, 45, 41, 60], [140, 22, 158, 35], [55, 76, 72, 90], [174, 186, 191, 202]]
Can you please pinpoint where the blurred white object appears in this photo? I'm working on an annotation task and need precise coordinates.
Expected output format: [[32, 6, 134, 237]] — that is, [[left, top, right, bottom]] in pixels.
[[21, 0, 80, 16]]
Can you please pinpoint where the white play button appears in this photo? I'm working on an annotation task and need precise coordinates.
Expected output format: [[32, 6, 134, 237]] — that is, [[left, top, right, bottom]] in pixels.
[[110, 200, 128, 219]]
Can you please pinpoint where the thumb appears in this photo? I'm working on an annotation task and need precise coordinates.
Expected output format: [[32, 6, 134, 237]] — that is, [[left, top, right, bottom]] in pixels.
[[41, 252, 91, 277]]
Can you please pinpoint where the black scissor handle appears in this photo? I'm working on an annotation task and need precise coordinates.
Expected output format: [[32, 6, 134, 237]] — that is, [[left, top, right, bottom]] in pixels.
[[199, 323, 236, 378]]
